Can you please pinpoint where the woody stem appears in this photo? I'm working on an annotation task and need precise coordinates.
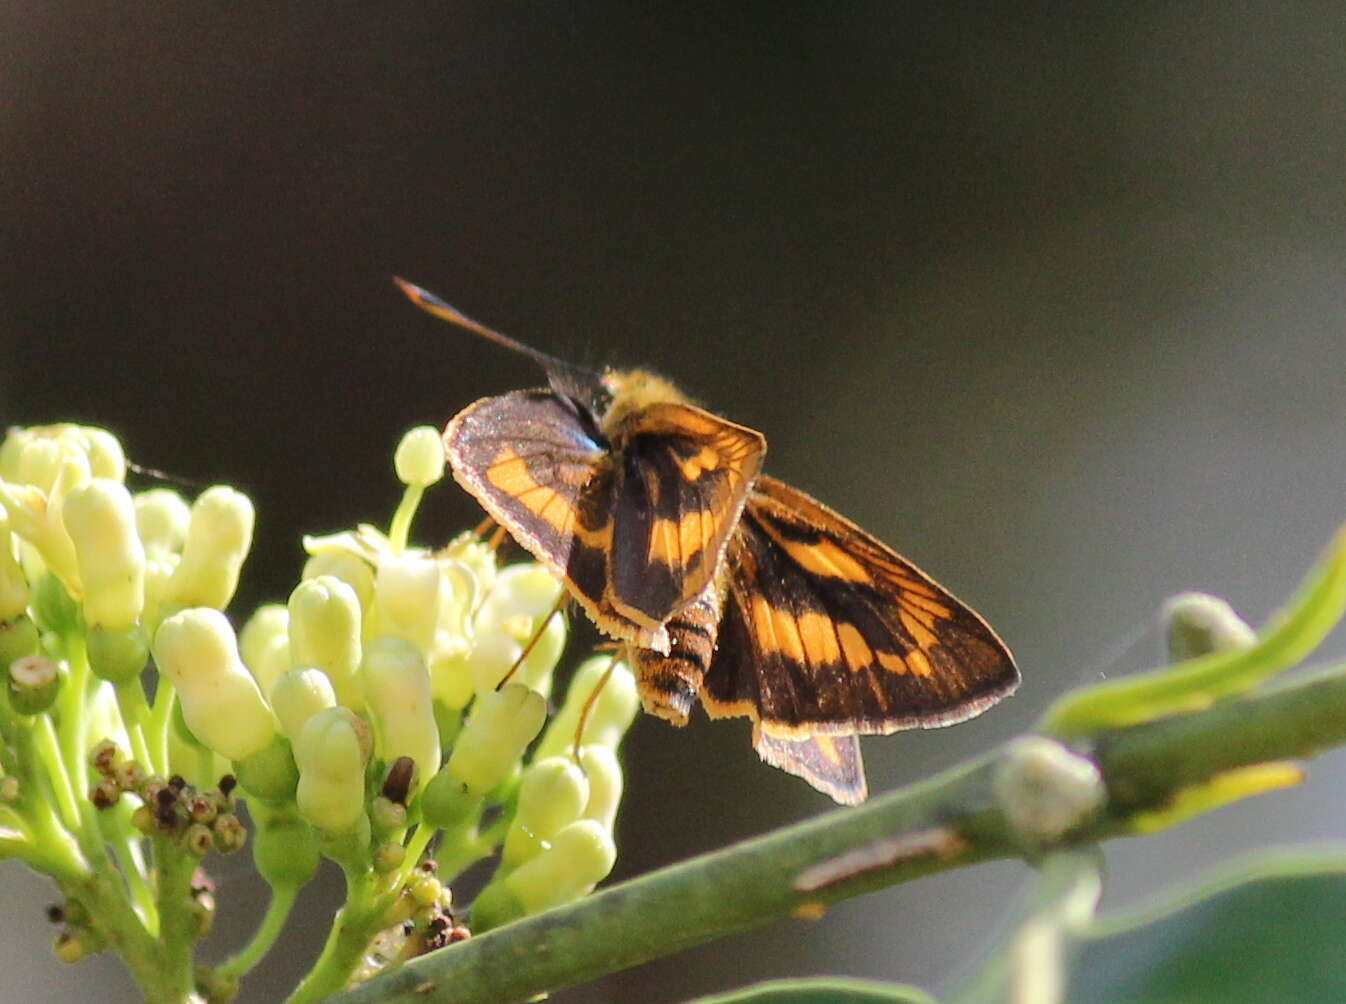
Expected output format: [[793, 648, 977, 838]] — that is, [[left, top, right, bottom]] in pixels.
[[328, 658, 1346, 1004]]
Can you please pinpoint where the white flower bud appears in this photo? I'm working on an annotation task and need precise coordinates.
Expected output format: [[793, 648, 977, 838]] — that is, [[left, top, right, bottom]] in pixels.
[[373, 553, 440, 650], [77, 427, 126, 482], [577, 744, 623, 831], [302, 550, 375, 612], [165, 487, 254, 609], [393, 426, 446, 487], [270, 667, 337, 742], [133, 488, 191, 554], [504, 819, 617, 913], [362, 635, 440, 790], [62, 480, 145, 627], [153, 608, 277, 761], [446, 684, 547, 796], [289, 576, 363, 709], [239, 604, 289, 671], [502, 757, 590, 868], [295, 708, 368, 833], [535, 657, 639, 761], [0, 519, 29, 622]]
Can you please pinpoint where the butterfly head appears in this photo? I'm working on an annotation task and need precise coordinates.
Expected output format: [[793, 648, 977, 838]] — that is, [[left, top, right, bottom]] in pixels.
[[598, 368, 691, 434]]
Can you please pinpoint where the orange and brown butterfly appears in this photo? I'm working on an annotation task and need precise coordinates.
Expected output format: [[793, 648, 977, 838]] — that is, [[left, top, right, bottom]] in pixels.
[[396, 277, 1019, 805]]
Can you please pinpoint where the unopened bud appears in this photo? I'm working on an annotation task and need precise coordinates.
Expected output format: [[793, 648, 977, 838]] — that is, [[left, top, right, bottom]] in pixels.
[[498, 819, 616, 919], [301, 550, 375, 613], [295, 707, 369, 833], [446, 684, 547, 797], [994, 736, 1106, 846], [535, 657, 638, 760], [394, 427, 446, 488], [0, 519, 29, 622], [1163, 591, 1256, 663], [165, 487, 254, 609], [289, 577, 363, 709], [153, 608, 276, 760], [362, 636, 439, 791], [577, 744, 624, 831], [374, 554, 440, 650], [133, 489, 191, 554], [269, 667, 336, 741], [62, 480, 145, 627], [501, 757, 590, 868]]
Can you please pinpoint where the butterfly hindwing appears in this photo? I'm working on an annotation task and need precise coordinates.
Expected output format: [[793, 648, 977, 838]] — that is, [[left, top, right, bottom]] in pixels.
[[607, 402, 765, 629], [752, 728, 867, 806], [701, 475, 1019, 736]]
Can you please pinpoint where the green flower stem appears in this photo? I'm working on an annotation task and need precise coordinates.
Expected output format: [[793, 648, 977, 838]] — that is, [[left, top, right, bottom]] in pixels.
[[115, 680, 156, 772], [99, 807, 156, 930], [58, 869, 169, 1001], [154, 838, 203, 1001], [58, 632, 93, 795], [147, 682, 175, 773], [388, 485, 424, 555], [392, 823, 436, 888], [331, 659, 1346, 1004], [1043, 524, 1346, 734], [287, 869, 398, 1003], [30, 712, 81, 830], [216, 881, 299, 984]]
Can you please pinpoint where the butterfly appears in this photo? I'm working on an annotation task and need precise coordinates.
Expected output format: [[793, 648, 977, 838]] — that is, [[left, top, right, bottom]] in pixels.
[[397, 278, 1019, 804]]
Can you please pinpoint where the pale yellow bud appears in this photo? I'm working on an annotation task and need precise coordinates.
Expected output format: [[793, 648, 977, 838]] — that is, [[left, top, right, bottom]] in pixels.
[[428, 644, 475, 710], [270, 667, 337, 741], [362, 636, 440, 790], [165, 487, 254, 609], [577, 744, 624, 831], [0, 521, 29, 622], [134, 488, 191, 554], [139, 551, 179, 634], [504, 819, 617, 913], [393, 426, 446, 487], [77, 427, 126, 482], [446, 684, 547, 796], [295, 708, 368, 833], [62, 480, 145, 627], [289, 576, 363, 709], [302, 550, 375, 612], [239, 604, 289, 671], [373, 553, 440, 650], [501, 757, 590, 868], [153, 608, 277, 761], [535, 657, 639, 761]]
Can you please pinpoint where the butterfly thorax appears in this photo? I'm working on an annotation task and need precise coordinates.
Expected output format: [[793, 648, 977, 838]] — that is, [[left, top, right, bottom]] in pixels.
[[598, 369, 692, 438]]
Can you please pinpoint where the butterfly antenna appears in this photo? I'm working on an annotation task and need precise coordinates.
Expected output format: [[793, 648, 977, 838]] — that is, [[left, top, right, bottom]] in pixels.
[[394, 277, 594, 377]]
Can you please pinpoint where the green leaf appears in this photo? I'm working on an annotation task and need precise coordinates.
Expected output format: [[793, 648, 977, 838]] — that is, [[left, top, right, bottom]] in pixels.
[[1069, 846, 1346, 1002], [686, 977, 938, 1004]]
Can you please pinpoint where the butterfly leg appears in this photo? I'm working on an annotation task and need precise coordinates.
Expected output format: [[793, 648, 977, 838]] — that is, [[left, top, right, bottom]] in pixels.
[[472, 513, 497, 537], [572, 648, 624, 763], [494, 593, 566, 690]]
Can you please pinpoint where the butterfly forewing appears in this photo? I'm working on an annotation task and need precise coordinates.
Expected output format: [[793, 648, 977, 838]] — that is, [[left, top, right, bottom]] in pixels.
[[701, 475, 1019, 736], [608, 402, 765, 630]]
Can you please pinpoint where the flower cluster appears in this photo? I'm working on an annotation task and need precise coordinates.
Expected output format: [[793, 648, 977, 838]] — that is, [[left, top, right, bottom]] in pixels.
[[0, 423, 638, 999]]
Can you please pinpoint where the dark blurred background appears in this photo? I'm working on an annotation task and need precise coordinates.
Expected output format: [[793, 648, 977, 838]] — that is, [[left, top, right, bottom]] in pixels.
[[5, 3, 1346, 1001]]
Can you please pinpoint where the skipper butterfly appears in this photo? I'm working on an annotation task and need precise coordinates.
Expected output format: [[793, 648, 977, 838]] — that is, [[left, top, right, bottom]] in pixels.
[[398, 278, 1019, 803]]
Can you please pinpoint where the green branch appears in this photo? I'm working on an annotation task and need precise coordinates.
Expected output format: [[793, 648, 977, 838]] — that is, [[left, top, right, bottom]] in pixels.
[[330, 655, 1346, 1004]]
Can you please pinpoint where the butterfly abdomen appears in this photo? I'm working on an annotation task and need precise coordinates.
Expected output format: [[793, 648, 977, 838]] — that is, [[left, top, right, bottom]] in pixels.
[[629, 582, 724, 727]]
